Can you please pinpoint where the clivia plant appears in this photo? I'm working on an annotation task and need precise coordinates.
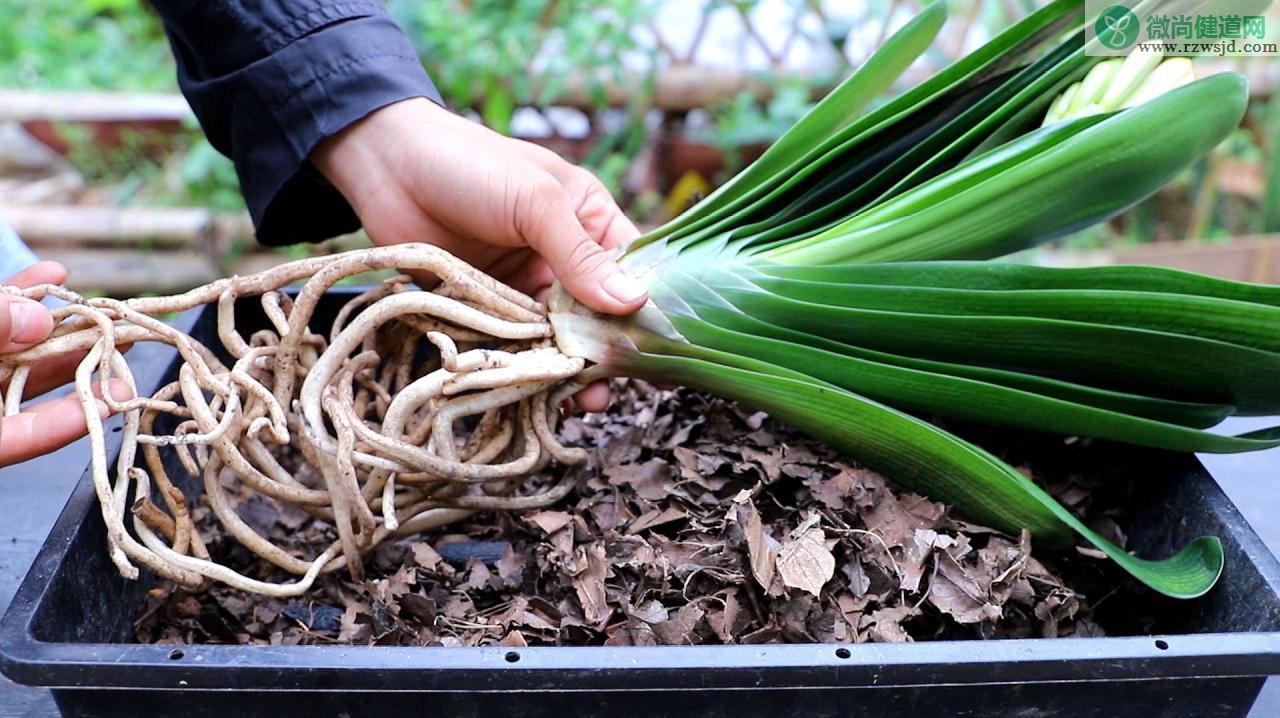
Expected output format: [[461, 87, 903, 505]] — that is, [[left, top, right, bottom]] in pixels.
[[1, 0, 1273, 601]]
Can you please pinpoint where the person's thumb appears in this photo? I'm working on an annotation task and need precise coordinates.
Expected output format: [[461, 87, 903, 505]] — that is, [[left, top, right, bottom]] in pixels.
[[0, 295, 52, 353], [517, 181, 648, 315]]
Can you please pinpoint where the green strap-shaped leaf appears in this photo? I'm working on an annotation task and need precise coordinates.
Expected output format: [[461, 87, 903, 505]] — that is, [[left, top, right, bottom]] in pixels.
[[617, 349, 1222, 600], [707, 281, 1280, 412], [655, 265, 1233, 426], [654, 270, 1273, 452], [738, 274, 1280, 354], [671, 309, 1276, 453], [654, 250, 1245, 426], [756, 261, 1280, 307], [690, 304, 1233, 428], [692, 73, 1018, 255], [764, 73, 1249, 265], [865, 35, 1093, 211]]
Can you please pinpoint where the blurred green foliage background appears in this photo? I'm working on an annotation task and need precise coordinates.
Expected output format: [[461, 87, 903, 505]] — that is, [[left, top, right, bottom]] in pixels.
[[1, 0, 1276, 251]]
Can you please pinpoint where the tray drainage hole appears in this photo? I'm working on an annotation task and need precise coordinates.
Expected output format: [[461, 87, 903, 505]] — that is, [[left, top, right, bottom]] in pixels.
[[168, 649, 185, 661], [1155, 640, 1169, 651], [835, 648, 851, 659], [504, 651, 520, 664]]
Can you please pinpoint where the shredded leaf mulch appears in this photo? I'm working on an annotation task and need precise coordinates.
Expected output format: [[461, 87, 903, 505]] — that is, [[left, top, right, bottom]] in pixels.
[[136, 381, 1152, 647]]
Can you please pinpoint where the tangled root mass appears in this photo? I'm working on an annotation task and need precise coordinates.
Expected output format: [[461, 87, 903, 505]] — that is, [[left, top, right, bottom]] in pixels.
[[0, 245, 590, 596]]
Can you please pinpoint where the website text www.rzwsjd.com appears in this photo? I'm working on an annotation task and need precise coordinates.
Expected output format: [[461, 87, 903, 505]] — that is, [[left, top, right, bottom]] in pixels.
[[1135, 40, 1279, 55]]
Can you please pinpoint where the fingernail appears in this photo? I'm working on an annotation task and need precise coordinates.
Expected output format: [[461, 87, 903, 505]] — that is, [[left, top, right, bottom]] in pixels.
[[8, 299, 51, 345], [602, 271, 647, 304]]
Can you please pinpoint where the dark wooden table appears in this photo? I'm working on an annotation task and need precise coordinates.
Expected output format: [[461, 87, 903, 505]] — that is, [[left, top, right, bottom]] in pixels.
[[2, 421, 1278, 716]]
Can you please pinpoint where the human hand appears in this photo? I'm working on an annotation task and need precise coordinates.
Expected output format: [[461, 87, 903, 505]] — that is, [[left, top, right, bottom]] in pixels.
[[0, 262, 132, 467], [313, 97, 649, 411]]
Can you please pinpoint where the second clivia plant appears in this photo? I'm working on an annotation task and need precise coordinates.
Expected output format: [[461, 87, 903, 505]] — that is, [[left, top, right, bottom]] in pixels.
[[3, 0, 1275, 598]]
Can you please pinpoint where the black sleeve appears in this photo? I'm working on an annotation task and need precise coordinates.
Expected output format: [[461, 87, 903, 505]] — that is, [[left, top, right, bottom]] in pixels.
[[150, 1, 444, 246]]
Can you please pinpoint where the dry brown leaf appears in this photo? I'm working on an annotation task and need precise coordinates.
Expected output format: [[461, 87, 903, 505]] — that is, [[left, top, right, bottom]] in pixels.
[[465, 560, 492, 590], [609, 458, 673, 501], [777, 524, 835, 597], [811, 469, 857, 509], [863, 605, 919, 643], [526, 510, 573, 535], [338, 605, 370, 643], [671, 446, 704, 482], [653, 604, 705, 645], [571, 543, 612, 625], [708, 588, 743, 642], [496, 547, 526, 582], [410, 541, 441, 570], [740, 445, 786, 482], [927, 551, 1002, 624], [738, 502, 780, 595], [500, 630, 529, 647], [629, 506, 688, 533]]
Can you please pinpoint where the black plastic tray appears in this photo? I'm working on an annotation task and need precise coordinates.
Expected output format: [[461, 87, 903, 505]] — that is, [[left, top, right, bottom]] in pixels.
[[3, 290, 1280, 718]]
